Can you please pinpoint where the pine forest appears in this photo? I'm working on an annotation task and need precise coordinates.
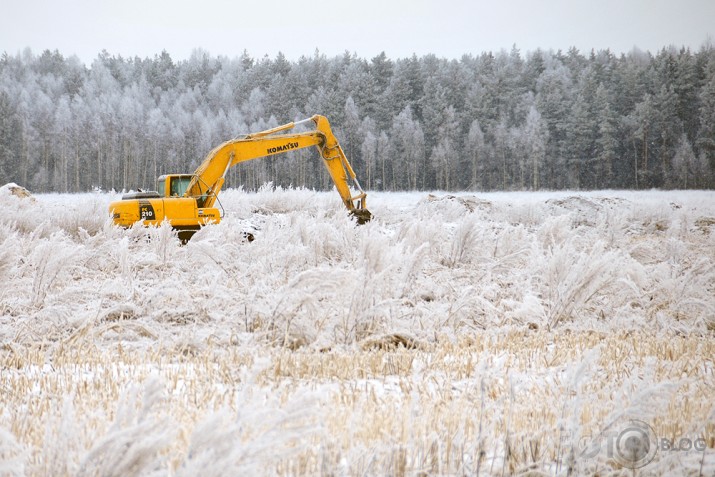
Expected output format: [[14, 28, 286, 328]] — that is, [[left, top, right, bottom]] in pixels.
[[1, 45, 714, 194]]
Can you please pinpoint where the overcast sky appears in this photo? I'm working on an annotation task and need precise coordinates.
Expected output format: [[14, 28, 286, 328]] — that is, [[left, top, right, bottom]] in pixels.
[[2, 0, 714, 65]]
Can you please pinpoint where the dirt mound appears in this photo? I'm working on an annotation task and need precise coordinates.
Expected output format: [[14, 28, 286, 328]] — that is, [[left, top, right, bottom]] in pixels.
[[695, 216, 715, 233], [0, 183, 34, 200], [545, 195, 627, 212], [545, 195, 628, 226], [425, 194, 493, 212]]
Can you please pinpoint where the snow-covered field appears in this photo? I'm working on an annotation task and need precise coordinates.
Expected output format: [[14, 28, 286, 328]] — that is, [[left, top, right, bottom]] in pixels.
[[1, 186, 714, 475]]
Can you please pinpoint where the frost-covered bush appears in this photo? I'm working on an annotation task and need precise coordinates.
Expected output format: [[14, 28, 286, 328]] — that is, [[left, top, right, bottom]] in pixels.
[[2, 188, 714, 346], [1, 189, 714, 476]]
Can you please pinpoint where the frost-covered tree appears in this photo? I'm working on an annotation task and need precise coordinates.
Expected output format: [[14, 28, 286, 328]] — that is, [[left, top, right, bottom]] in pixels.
[[671, 133, 696, 188], [536, 61, 573, 189], [490, 119, 514, 190], [594, 84, 618, 188], [522, 105, 548, 190], [465, 119, 486, 190], [389, 107, 425, 190], [242, 87, 266, 125], [52, 94, 72, 191], [631, 94, 657, 189], [653, 85, 682, 186], [341, 96, 362, 174], [696, 57, 715, 176], [0, 91, 20, 184], [563, 93, 592, 189], [0, 46, 714, 192], [429, 105, 460, 190]]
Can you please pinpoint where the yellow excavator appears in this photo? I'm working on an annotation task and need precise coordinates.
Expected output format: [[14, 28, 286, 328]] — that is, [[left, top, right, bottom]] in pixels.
[[109, 115, 371, 241]]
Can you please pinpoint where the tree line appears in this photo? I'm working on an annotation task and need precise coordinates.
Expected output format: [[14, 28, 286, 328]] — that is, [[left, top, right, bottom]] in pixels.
[[1, 45, 714, 194]]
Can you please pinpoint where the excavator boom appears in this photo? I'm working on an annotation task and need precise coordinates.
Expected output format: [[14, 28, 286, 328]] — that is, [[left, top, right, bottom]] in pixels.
[[109, 115, 371, 240]]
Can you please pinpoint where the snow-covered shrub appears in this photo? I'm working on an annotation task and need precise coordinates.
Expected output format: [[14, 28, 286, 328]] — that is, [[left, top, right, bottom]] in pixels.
[[1, 189, 714, 476]]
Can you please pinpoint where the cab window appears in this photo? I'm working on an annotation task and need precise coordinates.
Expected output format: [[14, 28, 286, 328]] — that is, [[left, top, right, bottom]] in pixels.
[[170, 176, 192, 197]]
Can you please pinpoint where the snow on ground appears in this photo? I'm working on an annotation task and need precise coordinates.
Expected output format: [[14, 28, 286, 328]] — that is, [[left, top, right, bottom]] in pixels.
[[0, 187, 714, 475]]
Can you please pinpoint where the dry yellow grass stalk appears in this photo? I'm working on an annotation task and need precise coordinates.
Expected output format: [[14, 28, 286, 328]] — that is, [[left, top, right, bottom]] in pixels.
[[1, 330, 713, 476]]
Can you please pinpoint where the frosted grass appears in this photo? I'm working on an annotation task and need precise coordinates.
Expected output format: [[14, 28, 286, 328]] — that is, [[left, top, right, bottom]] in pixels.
[[1, 186, 714, 475]]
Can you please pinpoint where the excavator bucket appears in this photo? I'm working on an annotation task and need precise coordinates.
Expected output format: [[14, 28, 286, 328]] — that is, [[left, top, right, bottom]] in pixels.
[[351, 208, 372, 225]]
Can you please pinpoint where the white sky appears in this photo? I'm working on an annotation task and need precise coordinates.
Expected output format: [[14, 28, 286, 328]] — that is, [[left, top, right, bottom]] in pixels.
[[2, 0, 714, 65]]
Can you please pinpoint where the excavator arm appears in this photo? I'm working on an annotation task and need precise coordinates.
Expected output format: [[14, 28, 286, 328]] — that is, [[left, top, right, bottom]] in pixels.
[[185, 115, 369, 220]]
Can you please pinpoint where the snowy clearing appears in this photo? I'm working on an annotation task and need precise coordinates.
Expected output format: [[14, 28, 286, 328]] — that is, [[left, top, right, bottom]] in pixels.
[[1, 187, 714, 475]]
